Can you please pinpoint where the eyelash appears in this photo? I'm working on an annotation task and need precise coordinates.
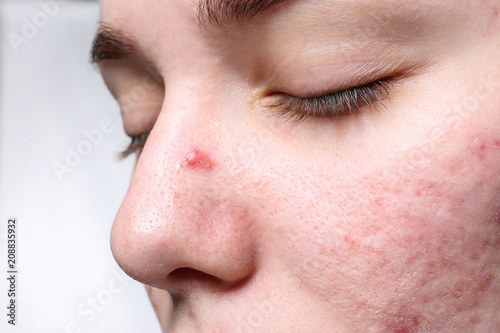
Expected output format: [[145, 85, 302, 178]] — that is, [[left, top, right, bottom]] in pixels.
[[120, 79, 391, 158], [120, 130, 150, 159], [267, 79, 390, 122]]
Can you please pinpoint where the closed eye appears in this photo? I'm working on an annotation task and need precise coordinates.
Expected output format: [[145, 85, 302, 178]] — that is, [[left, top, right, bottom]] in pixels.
[[120, 130, 151, 159], [266, 79, 391, 123]]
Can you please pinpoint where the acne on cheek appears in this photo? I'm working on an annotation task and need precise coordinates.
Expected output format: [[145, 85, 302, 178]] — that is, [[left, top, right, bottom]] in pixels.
[[352, 132, 500, 329], [469, 136, 500, 162], [360, 132, 500, 239], [383, 315, 420, 333]]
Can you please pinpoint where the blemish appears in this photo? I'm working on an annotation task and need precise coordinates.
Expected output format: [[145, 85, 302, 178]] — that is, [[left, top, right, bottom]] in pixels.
[[471, 137, 500, 159], [385, 314, 420, 333], [183, 148, 215, 172], [493, 7, 499, 18], [343, 234, 359, 248], [414, 180, 437, 197], [374, 197, 384, 208], [471, 138, 488, 161]]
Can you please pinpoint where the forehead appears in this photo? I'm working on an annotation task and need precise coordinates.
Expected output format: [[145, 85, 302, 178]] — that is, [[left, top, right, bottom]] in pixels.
[[99, 0, 477, 22], [97, 0, 495, 75], [98, 0, 489, 46]]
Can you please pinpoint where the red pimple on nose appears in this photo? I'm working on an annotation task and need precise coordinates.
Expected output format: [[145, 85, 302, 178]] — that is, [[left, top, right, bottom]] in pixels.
[[183, 148, 215, 172]]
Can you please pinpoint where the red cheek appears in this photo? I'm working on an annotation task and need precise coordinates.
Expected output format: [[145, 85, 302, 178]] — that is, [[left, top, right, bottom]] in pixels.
[[183, 148, 216, 172]]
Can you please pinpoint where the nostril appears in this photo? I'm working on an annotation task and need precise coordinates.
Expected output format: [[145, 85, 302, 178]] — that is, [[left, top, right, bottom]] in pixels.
[[168, 267, 223, 290], [167, 267, 250, 295], [169, 267, 222, 283]]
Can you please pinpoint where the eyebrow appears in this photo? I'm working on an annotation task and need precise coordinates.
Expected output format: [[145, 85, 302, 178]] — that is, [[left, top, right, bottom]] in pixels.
[[91, 0, 288, 63], [197, 0, 287, 29], [90, 24, 138, 63]]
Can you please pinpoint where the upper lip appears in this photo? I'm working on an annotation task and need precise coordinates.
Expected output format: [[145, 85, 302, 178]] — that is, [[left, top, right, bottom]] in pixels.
[[161, 268, 254, 332]]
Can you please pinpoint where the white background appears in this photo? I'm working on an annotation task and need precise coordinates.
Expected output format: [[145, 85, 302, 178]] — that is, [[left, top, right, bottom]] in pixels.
[[0, 1, 160, 332]]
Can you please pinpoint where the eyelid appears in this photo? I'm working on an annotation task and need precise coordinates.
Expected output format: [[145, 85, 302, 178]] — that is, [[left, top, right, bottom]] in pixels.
[[120, 130, 151, 159], [266, 79, 391, 123]]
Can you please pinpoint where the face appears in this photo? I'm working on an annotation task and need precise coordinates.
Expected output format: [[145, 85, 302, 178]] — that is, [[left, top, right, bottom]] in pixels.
[[94, 0, 500, 331]]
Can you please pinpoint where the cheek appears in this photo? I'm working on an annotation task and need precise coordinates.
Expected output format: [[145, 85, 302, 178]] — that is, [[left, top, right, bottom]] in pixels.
[[275, 127, 500, 329]]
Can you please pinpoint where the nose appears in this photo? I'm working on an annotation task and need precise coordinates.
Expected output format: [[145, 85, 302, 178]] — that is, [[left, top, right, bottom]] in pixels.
[[183, 148, 216, 172], [110, 93, 258, 294]]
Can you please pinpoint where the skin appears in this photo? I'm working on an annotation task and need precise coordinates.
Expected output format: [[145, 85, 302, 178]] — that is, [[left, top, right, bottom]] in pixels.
[[99, 0, 500, 332]]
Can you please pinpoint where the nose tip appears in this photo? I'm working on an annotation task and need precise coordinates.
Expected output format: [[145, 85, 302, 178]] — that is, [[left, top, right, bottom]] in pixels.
[[110, 143, 257, 295]]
